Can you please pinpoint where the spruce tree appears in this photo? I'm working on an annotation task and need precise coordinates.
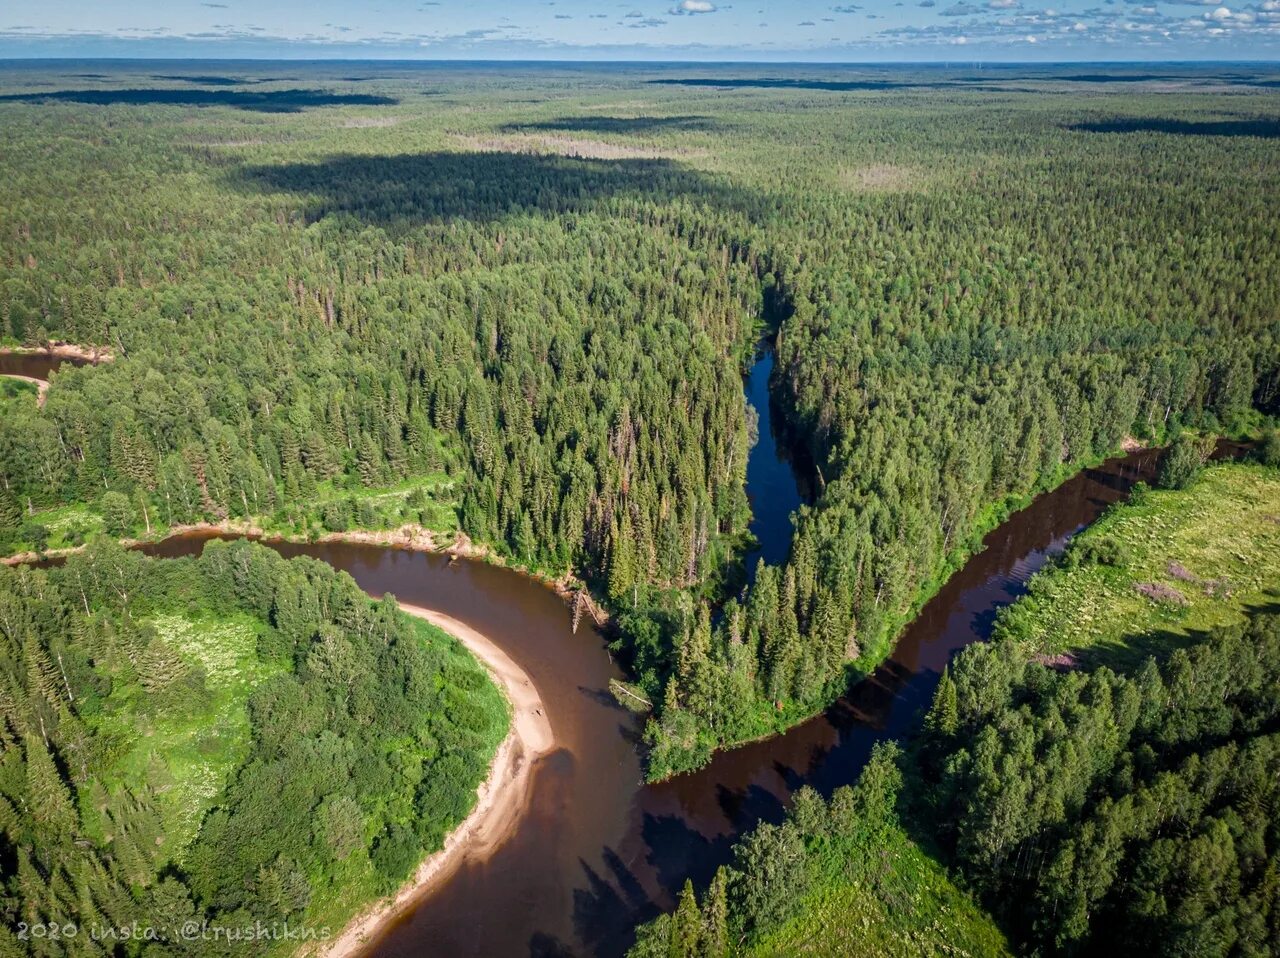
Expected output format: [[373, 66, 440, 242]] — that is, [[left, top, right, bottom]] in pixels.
[[670, 879, 702, 958]]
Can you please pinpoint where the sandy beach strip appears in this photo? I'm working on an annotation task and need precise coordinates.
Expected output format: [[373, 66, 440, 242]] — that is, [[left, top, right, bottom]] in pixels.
[[316, 603, 554, 958]]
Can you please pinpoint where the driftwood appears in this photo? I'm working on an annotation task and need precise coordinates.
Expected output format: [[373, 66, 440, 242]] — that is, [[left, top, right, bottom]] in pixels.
[[569, 589, 607, 633]]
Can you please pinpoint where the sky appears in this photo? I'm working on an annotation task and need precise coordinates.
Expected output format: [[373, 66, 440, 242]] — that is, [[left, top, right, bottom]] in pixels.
[[0, 0, 1276, 61]]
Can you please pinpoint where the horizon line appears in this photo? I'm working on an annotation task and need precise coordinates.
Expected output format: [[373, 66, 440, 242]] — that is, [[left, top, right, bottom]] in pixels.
[[2, 56, 1279, 65]]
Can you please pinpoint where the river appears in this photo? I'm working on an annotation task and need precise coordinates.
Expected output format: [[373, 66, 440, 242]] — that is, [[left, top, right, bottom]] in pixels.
[[26, 351, 1197, 957], [739, 341, 811, 576], [0, 350, 97, 380]]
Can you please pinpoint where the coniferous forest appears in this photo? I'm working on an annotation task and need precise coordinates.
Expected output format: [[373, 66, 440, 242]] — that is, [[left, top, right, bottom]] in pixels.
[[0, 539, 506, 955], [633, 463, 1280, 956], [3, 64, 1277, 778], [0, 61, 1279, 956]]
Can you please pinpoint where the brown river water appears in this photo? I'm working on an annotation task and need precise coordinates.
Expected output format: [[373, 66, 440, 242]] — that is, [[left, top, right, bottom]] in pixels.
[[143, 448, 1175, 958], [23, 350, 1242, 957], [0, 351, 93, 380], [0, 353, 66, 379]]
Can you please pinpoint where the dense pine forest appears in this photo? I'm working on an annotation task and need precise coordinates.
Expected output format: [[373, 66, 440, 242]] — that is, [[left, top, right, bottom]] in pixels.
[[0, 539, 506, 955], [1, 62, 1278, 789]]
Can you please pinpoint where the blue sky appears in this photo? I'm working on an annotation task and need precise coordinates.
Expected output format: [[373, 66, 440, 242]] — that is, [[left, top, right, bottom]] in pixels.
[[0, 0, 1276, 60]]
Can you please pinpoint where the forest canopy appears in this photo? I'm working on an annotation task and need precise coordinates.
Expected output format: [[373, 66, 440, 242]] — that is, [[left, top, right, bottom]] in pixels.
[[0, 539, 505, 956], [632, 459, 1280, 957], [1, 62, 1277, 781]]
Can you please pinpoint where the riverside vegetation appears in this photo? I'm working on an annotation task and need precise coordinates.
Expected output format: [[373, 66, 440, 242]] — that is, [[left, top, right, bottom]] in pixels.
[[1, 62, 1278, 785], [0, 538, 506, 956], [633, 457, 1280, 956]]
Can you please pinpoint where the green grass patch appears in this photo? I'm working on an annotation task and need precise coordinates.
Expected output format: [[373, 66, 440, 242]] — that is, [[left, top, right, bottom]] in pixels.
[[82, 612, 282, 864], [3, 470, 457, 559], [0, 376, 38, 403], [997, 462, 1280, 670], [14, 501, 106, 553], [218, 470, 461, 544], [749, 825, 1012, 958]]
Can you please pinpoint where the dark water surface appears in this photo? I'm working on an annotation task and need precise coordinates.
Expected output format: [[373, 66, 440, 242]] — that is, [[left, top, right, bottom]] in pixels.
[[740, 344, 808, 575], [0, 351, 76, 380], [0, 350, 94, 381], [144, 444, 1179, 958]]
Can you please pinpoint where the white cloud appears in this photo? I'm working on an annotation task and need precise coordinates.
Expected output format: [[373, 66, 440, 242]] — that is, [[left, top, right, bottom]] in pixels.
[[952, 33, 969, 41], [669, 0, 717, 13], [989, 0, 1018, 8], [1205, 6, 1232, 18]]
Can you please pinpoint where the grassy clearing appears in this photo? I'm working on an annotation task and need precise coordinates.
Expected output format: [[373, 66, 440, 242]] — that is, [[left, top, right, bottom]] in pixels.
[[276, 470, 460, 539], [86, 612, 280, 862], [996, 462, 1280, 670], [14, 501, 106, 552], [749, 825, 1012, 958]]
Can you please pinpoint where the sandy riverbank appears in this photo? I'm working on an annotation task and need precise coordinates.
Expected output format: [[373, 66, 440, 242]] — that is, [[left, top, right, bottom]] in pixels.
[[0, 342, 112, 409], [3, 522, 564, 957], [0, 342, 114, 363], [315, 603, 555, 958]]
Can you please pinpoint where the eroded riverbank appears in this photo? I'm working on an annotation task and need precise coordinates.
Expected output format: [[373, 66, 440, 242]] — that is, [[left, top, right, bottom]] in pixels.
[[0, 345, 109, 407]]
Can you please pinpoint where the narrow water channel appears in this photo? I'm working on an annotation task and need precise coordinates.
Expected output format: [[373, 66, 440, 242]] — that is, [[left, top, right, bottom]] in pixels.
[[740, 341, 807, 575], [31, 351, 1204, 957]]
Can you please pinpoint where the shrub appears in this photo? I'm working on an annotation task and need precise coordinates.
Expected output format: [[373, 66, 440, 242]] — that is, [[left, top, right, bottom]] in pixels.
[[1157, 434, 1216, 490]]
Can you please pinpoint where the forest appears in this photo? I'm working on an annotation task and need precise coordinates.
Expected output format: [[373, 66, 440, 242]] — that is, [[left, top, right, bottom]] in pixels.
[[0, 539, 506, 956], [634, 456, 1280, 956], [2, 64, 1277, 787], [919, 608, 1280, 955], [635, 604, 1280, 957]]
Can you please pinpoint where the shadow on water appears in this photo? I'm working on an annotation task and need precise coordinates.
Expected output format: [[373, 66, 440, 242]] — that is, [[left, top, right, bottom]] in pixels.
[[1068, 117, 1280, 139], [235, 150, 753, 226], [738, 343, 810, 581], [529, 934, 575, 958], [573, 849, 663, 957], [0, 87, 396, 112]]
